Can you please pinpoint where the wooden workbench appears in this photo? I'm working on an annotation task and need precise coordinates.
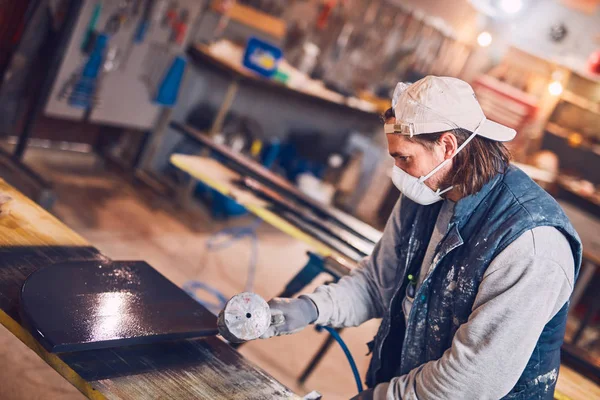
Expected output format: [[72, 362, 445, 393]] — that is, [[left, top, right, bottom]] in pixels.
[[170, 154, 600, 400], [0, 178, 300, 399]]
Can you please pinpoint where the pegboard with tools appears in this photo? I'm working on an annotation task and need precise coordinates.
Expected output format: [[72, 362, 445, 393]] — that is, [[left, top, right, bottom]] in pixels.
[[44, 0, 203, 130]]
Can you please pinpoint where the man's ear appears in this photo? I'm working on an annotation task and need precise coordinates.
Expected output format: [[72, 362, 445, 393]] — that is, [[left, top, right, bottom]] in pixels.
[[439, 132, 458, 160]]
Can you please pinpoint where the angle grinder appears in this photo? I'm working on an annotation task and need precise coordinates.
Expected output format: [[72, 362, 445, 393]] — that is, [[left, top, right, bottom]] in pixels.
[[218, 292, 323, 400], [218, 292, 273, 343]]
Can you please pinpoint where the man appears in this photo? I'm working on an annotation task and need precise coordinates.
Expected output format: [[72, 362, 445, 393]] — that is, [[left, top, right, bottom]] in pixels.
[[232, 77, 582, 399]]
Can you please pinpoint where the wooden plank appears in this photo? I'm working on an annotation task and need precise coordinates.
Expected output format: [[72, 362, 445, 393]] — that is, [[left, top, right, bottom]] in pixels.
[[556, 364, 600, 399], [169, 154, 340, 259], [211, 2, 287, 40], [0, 179, 300, 399], [562, 90, 600, 115], [240, 177, 374, 257]]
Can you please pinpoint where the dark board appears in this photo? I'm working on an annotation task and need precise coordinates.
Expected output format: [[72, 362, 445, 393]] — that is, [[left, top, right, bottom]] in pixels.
[[20, 260, 218, 352]]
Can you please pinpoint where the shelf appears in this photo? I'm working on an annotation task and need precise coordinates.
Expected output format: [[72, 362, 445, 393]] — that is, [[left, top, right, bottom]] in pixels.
[[545, 123, 600, 157], [561, 90, 600, 115], [546, 122, 571, 139], [188, 44, 380, 117], [558, 175, 600, 208]]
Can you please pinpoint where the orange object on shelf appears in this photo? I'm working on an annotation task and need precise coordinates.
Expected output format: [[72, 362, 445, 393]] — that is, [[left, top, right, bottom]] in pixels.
[[588, 50, 600, 75]]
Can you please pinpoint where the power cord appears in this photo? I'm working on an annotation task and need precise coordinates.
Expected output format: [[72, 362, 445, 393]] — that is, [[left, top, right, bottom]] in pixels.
[[183, 218, 261, 314], [318, 326, 364, 393]]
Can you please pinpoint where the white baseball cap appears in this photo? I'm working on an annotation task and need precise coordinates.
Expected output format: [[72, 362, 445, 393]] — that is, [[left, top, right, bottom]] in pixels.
[[384, 76, 516, 142]]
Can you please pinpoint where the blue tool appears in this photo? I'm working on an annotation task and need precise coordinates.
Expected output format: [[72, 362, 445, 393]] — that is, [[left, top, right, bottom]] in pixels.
[[154, 55, 186, 107], [134, 19, 150, 43], [134, 0, 155, 43], [68, 33, 108, 109], [80, 2, 102, 52]]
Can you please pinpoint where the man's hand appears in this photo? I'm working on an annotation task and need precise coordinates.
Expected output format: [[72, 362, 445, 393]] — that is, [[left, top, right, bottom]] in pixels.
[[260, 296, 318, 338]]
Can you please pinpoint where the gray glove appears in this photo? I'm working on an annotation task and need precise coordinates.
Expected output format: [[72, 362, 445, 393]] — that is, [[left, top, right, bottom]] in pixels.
[[260, 296, 318, 339]]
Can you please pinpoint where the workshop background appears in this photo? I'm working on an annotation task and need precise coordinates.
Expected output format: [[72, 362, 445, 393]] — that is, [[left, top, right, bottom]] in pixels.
[[0, 0, 599, 399]]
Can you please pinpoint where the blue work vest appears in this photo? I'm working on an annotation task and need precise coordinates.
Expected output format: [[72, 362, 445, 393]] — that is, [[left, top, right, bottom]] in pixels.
[[366, 166, 582, 399]]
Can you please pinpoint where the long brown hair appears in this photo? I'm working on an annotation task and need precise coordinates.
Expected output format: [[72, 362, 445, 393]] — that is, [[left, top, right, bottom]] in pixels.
[[383, 108, 511, 197]]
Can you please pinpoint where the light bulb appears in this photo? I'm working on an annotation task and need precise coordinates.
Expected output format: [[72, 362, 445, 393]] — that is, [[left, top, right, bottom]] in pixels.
[[499, 0, 523, 14], [477, 31, 493, 47], [548, 81, 563, 96]]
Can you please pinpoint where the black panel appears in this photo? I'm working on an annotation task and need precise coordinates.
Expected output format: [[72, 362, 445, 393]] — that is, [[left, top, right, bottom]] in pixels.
[[20, 260, 218, 352]]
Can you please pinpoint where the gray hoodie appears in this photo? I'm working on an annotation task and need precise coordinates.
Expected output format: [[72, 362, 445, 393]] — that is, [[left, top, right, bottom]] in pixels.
[[305, 198, 574, 400]]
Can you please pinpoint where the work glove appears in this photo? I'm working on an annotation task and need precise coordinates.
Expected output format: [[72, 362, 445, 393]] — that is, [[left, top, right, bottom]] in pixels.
[[260, 296, 319, 339]]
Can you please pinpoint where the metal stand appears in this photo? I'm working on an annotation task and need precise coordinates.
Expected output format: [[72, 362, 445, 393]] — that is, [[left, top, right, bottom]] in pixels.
[[132, 69, 240, 202], [298, 333, 339, 385], [278, 253, 333, 298]]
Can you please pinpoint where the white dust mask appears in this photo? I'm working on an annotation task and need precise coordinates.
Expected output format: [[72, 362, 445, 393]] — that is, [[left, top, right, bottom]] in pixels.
[[391, 125, 481, 205]]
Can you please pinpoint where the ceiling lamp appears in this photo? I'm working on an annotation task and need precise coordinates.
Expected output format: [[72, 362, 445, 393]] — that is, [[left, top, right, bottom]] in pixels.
[[499, 0, 523, 14], [469, 0, 526, 18], [477, 31, 493, 47]]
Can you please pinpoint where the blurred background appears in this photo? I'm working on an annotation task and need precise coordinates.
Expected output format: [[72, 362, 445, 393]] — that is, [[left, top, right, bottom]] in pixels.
[[0, 0, 599, 399]]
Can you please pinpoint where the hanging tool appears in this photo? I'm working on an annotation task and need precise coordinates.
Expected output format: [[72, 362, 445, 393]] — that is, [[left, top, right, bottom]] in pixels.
[[162, 1, 179, 28], [80, 2, 102, 52], [134, 0, 155, 43], [131, 0, 144, 17], [120, 0, 156, 70], [316, 0, 337, 30], [65, 5, 126, 110], [153, 54, 186, 106], [68, 33, 108, 109], [170, 8, 189, 45]]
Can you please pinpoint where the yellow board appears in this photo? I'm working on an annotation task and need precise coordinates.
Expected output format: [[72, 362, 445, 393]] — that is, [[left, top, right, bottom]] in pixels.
[[170, 154, 335, 258]]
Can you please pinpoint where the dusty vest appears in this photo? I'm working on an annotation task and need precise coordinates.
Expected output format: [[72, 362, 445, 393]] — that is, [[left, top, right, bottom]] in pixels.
[[366, 166, 582, 399]]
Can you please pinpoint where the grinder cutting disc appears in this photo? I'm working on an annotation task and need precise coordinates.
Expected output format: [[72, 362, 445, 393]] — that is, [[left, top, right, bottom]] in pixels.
[[218, 292, 271, 343]]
